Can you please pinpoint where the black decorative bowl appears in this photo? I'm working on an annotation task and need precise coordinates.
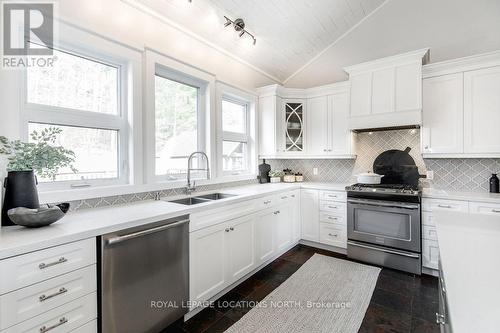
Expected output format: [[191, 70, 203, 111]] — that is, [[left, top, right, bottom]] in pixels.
[[7, 203, 69, 228]]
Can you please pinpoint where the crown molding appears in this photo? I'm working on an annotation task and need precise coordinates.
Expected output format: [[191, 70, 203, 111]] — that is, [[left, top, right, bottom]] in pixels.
[[423, 49, 500, 78], [256, 81, 349, 98], [343, 48, 430, 75]]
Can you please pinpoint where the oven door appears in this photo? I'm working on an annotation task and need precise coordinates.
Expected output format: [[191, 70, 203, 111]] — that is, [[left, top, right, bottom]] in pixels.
[[347, 198, 421, 253]]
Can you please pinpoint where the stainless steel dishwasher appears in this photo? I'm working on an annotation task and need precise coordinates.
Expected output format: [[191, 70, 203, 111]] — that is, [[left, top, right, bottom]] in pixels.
[[99, 215, 189, 333]]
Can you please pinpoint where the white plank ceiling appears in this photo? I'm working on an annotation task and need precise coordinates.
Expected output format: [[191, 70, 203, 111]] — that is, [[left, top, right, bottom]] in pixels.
[[129, 0, 386, 82]]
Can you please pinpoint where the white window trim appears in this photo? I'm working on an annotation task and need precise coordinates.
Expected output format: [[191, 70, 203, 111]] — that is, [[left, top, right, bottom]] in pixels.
[[19, 22, 142, 192], [144, 49, 216, 184], [216, 82, 257, 179]]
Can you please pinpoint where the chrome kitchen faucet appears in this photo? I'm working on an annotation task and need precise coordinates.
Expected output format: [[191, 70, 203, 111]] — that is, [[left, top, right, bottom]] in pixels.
[[186, 151, 210, 195]]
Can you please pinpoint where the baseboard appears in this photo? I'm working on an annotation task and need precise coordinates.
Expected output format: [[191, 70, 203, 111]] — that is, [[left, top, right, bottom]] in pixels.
[[184, 239, 301, 321], [299, 239, 347, 255]]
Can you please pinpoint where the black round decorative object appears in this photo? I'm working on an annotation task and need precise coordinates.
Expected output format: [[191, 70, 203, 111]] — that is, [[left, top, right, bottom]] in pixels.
[[2, 170, 40, 226], [490, 174, 499, 193], [373, 147, 421, 185]]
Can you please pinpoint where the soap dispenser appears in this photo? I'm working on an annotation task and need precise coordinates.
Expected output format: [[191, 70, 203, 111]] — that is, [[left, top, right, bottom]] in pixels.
[[490, 173, 499, 193]]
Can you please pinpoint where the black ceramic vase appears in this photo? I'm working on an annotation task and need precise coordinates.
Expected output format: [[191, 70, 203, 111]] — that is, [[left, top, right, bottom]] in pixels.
[[2, 170, 40, 226]]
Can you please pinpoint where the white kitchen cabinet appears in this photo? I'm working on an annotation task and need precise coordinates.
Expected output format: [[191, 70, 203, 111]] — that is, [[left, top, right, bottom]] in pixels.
[[422, 73, 464, 155], [190, 223, 228, 303], [254, 209, 276, 264], [329, 92, 352, 155], [422, 239, 440, 270], [274, 205, 293, 253], [344, 49, 428, 129], [226, 216, 256, 282], [282, 99, 306, 154], [258, 94, 282, 156], [306, 96, 329, 155], [291, 191, 301, 242], [300, 189, 319, 242], [464, 66, 500, 154]]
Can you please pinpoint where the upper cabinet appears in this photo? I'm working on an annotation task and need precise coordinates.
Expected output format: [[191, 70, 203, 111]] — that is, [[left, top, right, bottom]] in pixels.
[[344, 48, 429, 130], [257, 83, 354, 159], [422, 51, 500, 158]]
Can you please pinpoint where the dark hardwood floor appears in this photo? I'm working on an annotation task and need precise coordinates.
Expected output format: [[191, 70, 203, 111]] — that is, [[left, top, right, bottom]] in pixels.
[[162, 244, 439, 333]]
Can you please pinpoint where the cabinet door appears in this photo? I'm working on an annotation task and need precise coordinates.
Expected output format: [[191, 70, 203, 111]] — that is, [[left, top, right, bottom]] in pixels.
[[422, 238, 439, 270], [283, 99, 305, 153], [291, 191, 301, 242], [329, 92, 351, 155], [190, 223, 227, 302], [258, 95, 277, 156], [274, 204, 293, 253], [422, 73, 464, 154], [300, 190, 319, 242], [306, 96, 329, 155], [254, 209, 275, 265], [464, 66, 500, 153], [226, 216, 256, 283], [372, 67, 395, 114], [349, 72, 372, 117], [395, 62, 422, 112]]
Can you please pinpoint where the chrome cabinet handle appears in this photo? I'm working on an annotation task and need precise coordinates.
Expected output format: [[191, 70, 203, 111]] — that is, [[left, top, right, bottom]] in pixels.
[[435, 313, 445, 325], [328, 206, 338, 209], [328, 233, 338, 237], [328, 195, 338, 198], [492, 209, 500, 213], [225, 228, 230, 232], [281, 196, 288, 199], [39, 257, 67, 270], [229, 227, 234, 231], [323, 149, 327, 152], [328, 216, 338, 220], [437, 204, 452, 208], [273, 211, 280, 215], [291, 195, 295, 198], [39, 317, 68, 333], [264, 200, 271, 204], [39, 287, 68, 302]]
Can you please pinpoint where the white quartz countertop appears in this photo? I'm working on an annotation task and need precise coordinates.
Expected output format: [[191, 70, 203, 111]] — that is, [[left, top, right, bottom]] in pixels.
[[434, 210, 500, 333], [423, 188, 500, 203], [0, 182, 350, 260]]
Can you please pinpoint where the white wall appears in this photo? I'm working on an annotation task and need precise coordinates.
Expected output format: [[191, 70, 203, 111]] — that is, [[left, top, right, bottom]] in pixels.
[[285, 0, 500, 88]]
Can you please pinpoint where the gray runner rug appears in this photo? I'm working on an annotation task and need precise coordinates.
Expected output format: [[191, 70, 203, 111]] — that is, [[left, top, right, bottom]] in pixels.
[[225, 254, 381, 333]]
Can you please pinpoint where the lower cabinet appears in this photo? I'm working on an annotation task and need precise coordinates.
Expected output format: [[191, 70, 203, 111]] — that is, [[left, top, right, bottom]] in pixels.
[[190, 198, 297, 308], [301, 190, 320, 242]]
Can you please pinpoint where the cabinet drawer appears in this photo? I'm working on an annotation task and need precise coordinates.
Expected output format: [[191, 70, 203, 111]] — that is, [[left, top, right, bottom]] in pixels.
[[0, 238, 96, 295], [72, 320, 97, 333], [469, 201, 500, 216], [256, 195, 277, 210], [2, 292, 97, 333], [319, 201, 346, 215], [319, 191, 346, 202], [422, 239, 439, 270], [277, 190, 299, 203], [422, 225, 438, 241], [0, 265, 97, 329], [319, 212, 346, 225], [422, 199, 468, 213], [319, 223, 346, 248]]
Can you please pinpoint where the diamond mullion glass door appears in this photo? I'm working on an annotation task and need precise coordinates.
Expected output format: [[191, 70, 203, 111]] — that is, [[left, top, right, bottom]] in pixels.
[[284, 102, 304, 152]]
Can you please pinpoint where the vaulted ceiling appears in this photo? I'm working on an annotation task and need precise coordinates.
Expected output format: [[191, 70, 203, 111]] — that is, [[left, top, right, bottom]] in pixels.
[[125, 0, 500, 87], [127, 0, 386, 82]]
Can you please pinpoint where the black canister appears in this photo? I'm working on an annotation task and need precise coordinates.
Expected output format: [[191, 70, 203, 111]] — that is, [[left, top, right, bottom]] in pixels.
[[490, 173, 499, 193], [258, 159, 271, 184]]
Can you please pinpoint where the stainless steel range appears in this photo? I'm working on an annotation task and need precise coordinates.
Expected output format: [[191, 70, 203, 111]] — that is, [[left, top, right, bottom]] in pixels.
[[346, 147, 423, 274]]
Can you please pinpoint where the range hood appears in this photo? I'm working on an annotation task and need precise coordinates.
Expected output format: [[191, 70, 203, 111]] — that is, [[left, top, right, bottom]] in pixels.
[[344, 48, 429, 131], [351, 125, 420, 134]]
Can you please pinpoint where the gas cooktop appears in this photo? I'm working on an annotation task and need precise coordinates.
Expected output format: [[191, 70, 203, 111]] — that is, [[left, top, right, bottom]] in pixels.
[[346, 183, 421, 196]]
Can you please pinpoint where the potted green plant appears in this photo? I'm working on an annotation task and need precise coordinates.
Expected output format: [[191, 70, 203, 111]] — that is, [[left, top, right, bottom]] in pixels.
[[0, 127, 76, 226], [269, 170, 284, 183]]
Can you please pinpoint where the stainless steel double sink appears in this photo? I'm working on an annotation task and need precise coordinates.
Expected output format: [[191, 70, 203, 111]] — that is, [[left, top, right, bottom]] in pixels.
[[169, 193, 236, 205]]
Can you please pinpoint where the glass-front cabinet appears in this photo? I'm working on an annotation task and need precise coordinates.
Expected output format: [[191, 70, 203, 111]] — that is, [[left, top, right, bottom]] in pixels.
[[282, 99, 305, 153]]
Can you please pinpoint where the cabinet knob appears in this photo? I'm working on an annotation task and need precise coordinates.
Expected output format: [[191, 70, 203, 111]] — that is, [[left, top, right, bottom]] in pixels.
[[230, 227, 234, 231], [225, 228, 230, 232]]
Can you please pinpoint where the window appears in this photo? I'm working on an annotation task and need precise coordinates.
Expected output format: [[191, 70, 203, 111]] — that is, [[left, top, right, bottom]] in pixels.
[[24, 47, 128, 188], [154, 75, 199, 176], [221, 98, 249, 173]]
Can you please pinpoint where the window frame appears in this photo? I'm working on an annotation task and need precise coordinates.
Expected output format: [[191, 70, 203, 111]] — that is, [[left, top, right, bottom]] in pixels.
[[144, 49, 215, 185], [20, 40, 131, 191], [216, 83, 257, 178]]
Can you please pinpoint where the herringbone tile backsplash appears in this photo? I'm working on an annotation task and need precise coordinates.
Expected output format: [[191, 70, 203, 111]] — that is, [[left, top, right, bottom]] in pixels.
[[266, 129, 500, 193]]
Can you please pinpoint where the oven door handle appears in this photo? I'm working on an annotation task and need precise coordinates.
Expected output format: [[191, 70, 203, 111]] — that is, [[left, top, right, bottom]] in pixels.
[[347, 198, 419, 210], [347, 241, 420, 258]]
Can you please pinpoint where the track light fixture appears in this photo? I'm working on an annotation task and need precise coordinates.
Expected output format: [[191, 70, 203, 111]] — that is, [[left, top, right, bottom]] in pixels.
[[223, 16, 257, 45]]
